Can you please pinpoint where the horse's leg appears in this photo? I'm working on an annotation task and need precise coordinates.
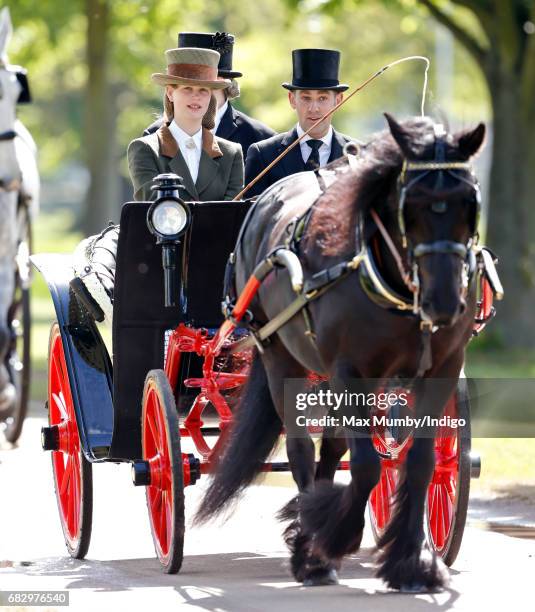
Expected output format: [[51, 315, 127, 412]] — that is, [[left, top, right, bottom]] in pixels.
[[261, 338, 339, 585], [299, 433, 381, 562], [315, 435, 347, 481], [291, 367, 380, 572], [375, 376, 459, 592], [0, 191, 17, 412]]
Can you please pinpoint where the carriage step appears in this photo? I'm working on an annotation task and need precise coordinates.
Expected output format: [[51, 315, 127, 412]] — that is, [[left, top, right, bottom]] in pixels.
[[470, 451, 481, 478]]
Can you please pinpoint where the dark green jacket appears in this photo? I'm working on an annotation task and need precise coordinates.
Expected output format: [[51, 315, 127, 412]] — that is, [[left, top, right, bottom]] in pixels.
[[127, 125, 244, 201]]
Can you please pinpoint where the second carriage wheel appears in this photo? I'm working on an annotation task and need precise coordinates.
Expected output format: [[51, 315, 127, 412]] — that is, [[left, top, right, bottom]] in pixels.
[[3, 205, 32, 443], [48, 323, 93, 558], [425, 379, 472, 567], [368, 441, 399, 542], [142, 369, 185, 574]]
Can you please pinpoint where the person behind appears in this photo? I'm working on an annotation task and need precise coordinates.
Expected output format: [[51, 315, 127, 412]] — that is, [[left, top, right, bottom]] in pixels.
[[144, 32, 275, 159], [72, 47, 244, 323], [245, 48, 354, 198]]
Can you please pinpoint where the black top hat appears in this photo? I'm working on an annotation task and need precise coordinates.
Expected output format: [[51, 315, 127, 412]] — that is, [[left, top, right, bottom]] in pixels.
[[282, 48, 348, 92], [177, 32, 242, 79]]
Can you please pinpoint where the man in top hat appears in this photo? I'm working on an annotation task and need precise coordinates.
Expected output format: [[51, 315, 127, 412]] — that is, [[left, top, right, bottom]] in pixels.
[[144, 31, 275, 158], [244, 48, 354, 198]]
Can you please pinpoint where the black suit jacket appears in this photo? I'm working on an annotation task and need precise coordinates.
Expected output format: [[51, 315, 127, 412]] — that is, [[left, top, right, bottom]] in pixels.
[[244, 127, 353, 198], [143, 104, 275, 159]]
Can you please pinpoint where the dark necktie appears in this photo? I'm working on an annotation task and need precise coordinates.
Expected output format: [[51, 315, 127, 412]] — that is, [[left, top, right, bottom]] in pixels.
[[304, 139, 323, 170]]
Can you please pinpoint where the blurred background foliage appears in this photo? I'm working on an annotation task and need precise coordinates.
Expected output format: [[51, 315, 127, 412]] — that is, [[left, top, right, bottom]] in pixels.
[[6, 0, 535, 352], [9, 0, 489, 219]]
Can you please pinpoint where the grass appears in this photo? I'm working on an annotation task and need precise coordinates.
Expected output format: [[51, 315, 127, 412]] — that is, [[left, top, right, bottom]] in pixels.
[[27, 213, 535, 495]]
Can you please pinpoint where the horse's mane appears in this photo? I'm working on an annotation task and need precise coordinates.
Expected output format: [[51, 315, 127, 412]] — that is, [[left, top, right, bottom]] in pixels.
[[304, 116, 437, 257]]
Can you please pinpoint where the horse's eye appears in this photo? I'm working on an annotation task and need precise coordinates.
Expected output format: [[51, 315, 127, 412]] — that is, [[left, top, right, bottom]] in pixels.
[[431, 201, 447, 214]]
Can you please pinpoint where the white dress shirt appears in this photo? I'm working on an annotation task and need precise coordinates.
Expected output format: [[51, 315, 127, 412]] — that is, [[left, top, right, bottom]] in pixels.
[[168, 120, 202, 184], [296, 123, 333, 168], [214, 100, 229, 133]]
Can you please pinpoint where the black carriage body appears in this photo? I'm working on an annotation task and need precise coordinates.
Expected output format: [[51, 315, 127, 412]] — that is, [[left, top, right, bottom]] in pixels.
[[111, 200, 251, 460], [34, 200, 252, 463]]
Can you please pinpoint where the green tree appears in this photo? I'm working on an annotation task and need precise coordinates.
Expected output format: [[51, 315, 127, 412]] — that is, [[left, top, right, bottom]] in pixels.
[[288, 0, 535, 349]]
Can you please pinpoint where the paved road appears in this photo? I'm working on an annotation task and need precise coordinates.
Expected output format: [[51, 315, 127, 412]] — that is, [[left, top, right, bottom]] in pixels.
[[1, 414, 534, 612]]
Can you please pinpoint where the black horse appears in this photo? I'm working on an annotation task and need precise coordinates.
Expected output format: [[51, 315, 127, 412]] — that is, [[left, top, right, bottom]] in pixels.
[[195, 114, 486, 591]]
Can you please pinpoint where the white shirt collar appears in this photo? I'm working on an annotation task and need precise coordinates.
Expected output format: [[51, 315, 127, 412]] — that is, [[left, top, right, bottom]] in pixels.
[[296, 123, 333, 148], [214, 100, 229, 132], [168, 120, 203, 150]]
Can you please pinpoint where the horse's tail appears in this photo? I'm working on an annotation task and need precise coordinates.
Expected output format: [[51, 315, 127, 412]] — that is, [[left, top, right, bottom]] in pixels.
[[194, 349, 282, 523]]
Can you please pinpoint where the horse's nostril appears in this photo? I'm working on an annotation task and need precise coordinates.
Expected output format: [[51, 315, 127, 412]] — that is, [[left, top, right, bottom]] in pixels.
[[459, 302, 466, 314]]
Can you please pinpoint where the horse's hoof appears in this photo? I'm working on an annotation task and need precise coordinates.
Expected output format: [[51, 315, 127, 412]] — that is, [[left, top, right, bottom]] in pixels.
[[303, 568, 339, 586]]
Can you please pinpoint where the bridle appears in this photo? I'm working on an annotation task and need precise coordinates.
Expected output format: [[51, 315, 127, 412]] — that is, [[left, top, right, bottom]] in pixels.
[[369, 127, 482, 319]]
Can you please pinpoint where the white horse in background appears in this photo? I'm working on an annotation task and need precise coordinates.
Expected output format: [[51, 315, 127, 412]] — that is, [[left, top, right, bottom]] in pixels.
[[0, 6, 39, 410]]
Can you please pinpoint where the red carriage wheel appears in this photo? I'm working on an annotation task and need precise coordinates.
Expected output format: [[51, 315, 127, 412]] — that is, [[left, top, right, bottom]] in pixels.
[[368, 380, 472, 567], [369, 460, 399, 540], [142, 369, 184, 574], [47, 323, 93, 558], [425, 380, 471, 566], [368, 422, 407, 541]]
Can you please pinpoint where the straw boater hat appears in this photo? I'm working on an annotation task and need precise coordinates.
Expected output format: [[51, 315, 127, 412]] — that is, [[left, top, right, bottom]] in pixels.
[[151, 47, 231, 89]]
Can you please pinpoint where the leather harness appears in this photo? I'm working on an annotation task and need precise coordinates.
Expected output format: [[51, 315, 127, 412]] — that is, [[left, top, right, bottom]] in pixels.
[[224, 140, 502, 378]]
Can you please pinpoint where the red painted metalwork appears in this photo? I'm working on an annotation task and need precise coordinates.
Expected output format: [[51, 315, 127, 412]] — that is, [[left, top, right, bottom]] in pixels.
[[166, 322, 249, 463], [143, 381, 173, 561], [427, 394, 459, 552], [473, 276, 494, 335], [48, 327, 83, 549]]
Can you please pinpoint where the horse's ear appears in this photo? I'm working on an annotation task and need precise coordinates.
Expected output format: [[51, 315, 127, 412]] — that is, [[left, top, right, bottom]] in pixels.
[[0, 7, 12, 62], [384, 112, 414, 157], [456, 123, 486, 159]]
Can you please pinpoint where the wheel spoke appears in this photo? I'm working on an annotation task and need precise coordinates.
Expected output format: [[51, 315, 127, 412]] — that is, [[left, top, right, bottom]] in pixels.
[[146, 410, 159, 454], [150, 489, 163, 516], [165, 491, 173, 552], [52, 392, 68, 422], [72, 455, 80, 537], [67, 480, 74, 535], [159, 490, 167, 549], [60, 456, 73, 496]]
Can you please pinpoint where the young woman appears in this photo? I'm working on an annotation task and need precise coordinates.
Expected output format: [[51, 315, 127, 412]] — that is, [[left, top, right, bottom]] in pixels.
[[72, 47, 244, 324], [128, 47, 244, 201]]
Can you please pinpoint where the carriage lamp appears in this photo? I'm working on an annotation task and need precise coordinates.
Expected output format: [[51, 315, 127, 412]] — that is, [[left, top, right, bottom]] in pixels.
[[148, 174, 191, 308], [148, 198, 189, 240]]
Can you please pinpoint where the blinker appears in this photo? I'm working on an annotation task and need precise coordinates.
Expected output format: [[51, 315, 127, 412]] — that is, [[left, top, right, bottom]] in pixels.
[[15, 69, 31, 104]]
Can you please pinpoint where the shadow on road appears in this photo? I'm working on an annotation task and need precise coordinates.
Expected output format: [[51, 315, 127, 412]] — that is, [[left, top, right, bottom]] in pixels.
[[13, 550, 462, 611]]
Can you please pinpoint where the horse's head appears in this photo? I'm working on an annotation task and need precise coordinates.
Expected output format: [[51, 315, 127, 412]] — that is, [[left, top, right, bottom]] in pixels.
[[384, 113, 485, 328]]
